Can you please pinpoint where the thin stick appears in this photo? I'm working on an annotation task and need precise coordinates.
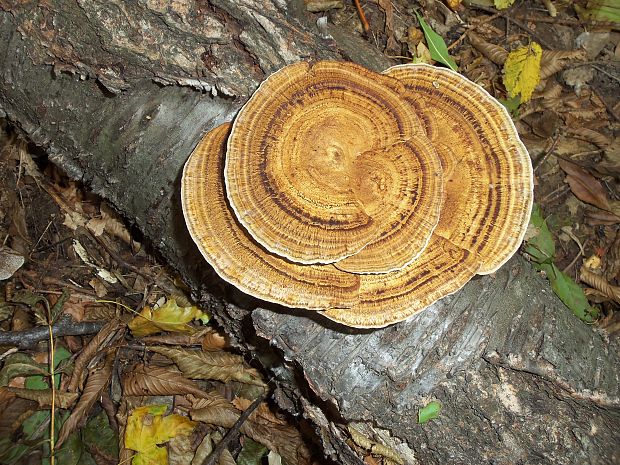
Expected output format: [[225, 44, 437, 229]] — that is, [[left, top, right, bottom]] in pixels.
[[353, 0, 370, 33], [202, 393, 268, 465]]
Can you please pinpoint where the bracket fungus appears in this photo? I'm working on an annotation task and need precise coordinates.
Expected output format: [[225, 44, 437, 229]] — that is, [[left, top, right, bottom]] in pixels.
[[181, 61, 533, 328]]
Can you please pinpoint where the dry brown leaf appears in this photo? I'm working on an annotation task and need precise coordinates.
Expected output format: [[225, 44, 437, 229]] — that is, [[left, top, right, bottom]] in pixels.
[[202, 331, 229, 351], [235, 398, 312, 465], [584, 209, 620, 225], [140, 327, 216, 347], [468, 32, 507, 65], [68, 318, 124, 392], [537, 79, 563, 100], [0, 386, 78, 408], [190, 391, 241, 427], [371, 0, 397, 51], [580, 267, 620, 304], [122, 364, 210, 398], [539, 49, 587, 80], [56, 350, 115, 447], [0, 389, 37, 437], [191, 392, 310, 465], [148, 346, 266, 387], [565, 127, 612, 149], [559, 159, 612, 211]]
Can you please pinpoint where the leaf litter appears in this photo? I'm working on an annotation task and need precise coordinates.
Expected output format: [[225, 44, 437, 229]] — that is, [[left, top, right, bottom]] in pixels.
[[2, 1, 620, 463], [0, 126, 310, 464]]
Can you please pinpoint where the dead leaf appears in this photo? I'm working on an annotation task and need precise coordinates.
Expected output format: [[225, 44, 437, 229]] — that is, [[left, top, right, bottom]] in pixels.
[[0, 386, 78, 408], [0, 246, 25, 280], [539, 49, 586, 80], [559, 159, 614, 212], [202, 331, 229, 351], [56, 350, 115, 447], [565, 127, 611, 149], [584, 209, 620, 225], [67, 318, 124, 392], [139, 327, 218, 347], [125, 404, 196, 465], [148, 346, 266, 387], [235, 398, 312, 465], [0, 388, 37, 437], [503, 42, 542, 102], [371, 0, 397, 52], [128, 298, 208, 337], [468, 32, 507, 65], [580, 267, 620, 304], [122, 364, 210, 398]]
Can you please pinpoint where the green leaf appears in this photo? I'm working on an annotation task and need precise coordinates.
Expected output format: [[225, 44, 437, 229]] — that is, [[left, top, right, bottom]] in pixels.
[[415, 12, 458, 71], [499, 95, 521, 115], [494, 0, 516, 9], [545, 264, 599, 323], [523, 204, 555, 264], [576, 0, 620, 22], [25, 346, 72, 390], [418, 400, 441, 424], [82, 411, 119, 460], [237, 437, 268, 465], [0, 437, 31, 465]]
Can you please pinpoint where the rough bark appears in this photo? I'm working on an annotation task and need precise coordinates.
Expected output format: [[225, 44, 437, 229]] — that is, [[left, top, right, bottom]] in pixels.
[[0, 1, 618, 464]]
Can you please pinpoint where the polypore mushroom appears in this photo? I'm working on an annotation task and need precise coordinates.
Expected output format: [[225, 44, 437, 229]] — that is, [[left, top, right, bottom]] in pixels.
[[181, 123, 361, 310], [224, 61, 443, 269], [181, 61, 533, 329], [383, 64, 534, 274]]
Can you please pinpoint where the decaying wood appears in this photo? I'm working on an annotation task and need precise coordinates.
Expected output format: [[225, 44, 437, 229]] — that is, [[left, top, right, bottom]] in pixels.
[[0, 1, 618, 464]]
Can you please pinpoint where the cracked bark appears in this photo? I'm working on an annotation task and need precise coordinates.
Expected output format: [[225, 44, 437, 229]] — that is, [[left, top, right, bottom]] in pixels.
[[0, 1, 618, 464]]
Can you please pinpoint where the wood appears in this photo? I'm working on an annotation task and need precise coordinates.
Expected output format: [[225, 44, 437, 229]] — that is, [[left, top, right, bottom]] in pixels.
[[0, 1, 618, 463]]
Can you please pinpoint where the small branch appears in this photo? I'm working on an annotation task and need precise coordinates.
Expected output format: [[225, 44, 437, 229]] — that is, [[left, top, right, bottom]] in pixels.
[[353, 0, 370, 34], [202, 392, 268, 465], [0, 315, 105, 348]]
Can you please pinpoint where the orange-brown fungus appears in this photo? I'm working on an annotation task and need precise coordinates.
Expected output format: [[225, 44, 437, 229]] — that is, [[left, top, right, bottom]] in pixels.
[[182, 61, 533, 328]]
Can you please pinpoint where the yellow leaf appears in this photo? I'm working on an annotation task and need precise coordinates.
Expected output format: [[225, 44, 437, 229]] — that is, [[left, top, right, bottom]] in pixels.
[[494, 0, 516, 9], [129, 298, 209, 337], [125, 404, 196, 465], [503, 42, 542, 103]]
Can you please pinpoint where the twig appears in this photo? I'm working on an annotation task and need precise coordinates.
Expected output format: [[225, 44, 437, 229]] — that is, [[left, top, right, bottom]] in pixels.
[[202, 392, 268, 465], [469, 4, 554, 49], [353, 0, 370, 34], [533, 134, 560, 171], [0, 315, 105, 348]]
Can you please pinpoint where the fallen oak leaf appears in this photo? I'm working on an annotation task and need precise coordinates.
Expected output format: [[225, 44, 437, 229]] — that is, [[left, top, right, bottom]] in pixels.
[[122, 364, 211, 398]]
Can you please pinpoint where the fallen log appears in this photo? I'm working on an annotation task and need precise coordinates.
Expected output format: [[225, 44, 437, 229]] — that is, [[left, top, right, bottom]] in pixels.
[[1, 1, 618, 463]]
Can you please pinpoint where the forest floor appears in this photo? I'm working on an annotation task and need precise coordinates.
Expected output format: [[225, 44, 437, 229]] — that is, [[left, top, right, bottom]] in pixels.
[[0, 1, 619, 464]]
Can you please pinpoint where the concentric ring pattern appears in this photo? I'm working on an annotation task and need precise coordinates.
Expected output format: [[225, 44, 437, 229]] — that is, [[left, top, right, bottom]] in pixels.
[[181, 61, 533, 328]]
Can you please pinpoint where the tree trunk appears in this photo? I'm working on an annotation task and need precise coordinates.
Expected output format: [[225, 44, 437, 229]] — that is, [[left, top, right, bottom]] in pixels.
[[1, 1, 618, 464]]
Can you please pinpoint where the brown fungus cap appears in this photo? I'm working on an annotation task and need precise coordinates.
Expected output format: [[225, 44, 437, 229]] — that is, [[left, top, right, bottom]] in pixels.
[[383, 64, 534, 274], [224, 61, 442, 266], [181, 123, 361, 310], [182, 62, 534, 329]]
